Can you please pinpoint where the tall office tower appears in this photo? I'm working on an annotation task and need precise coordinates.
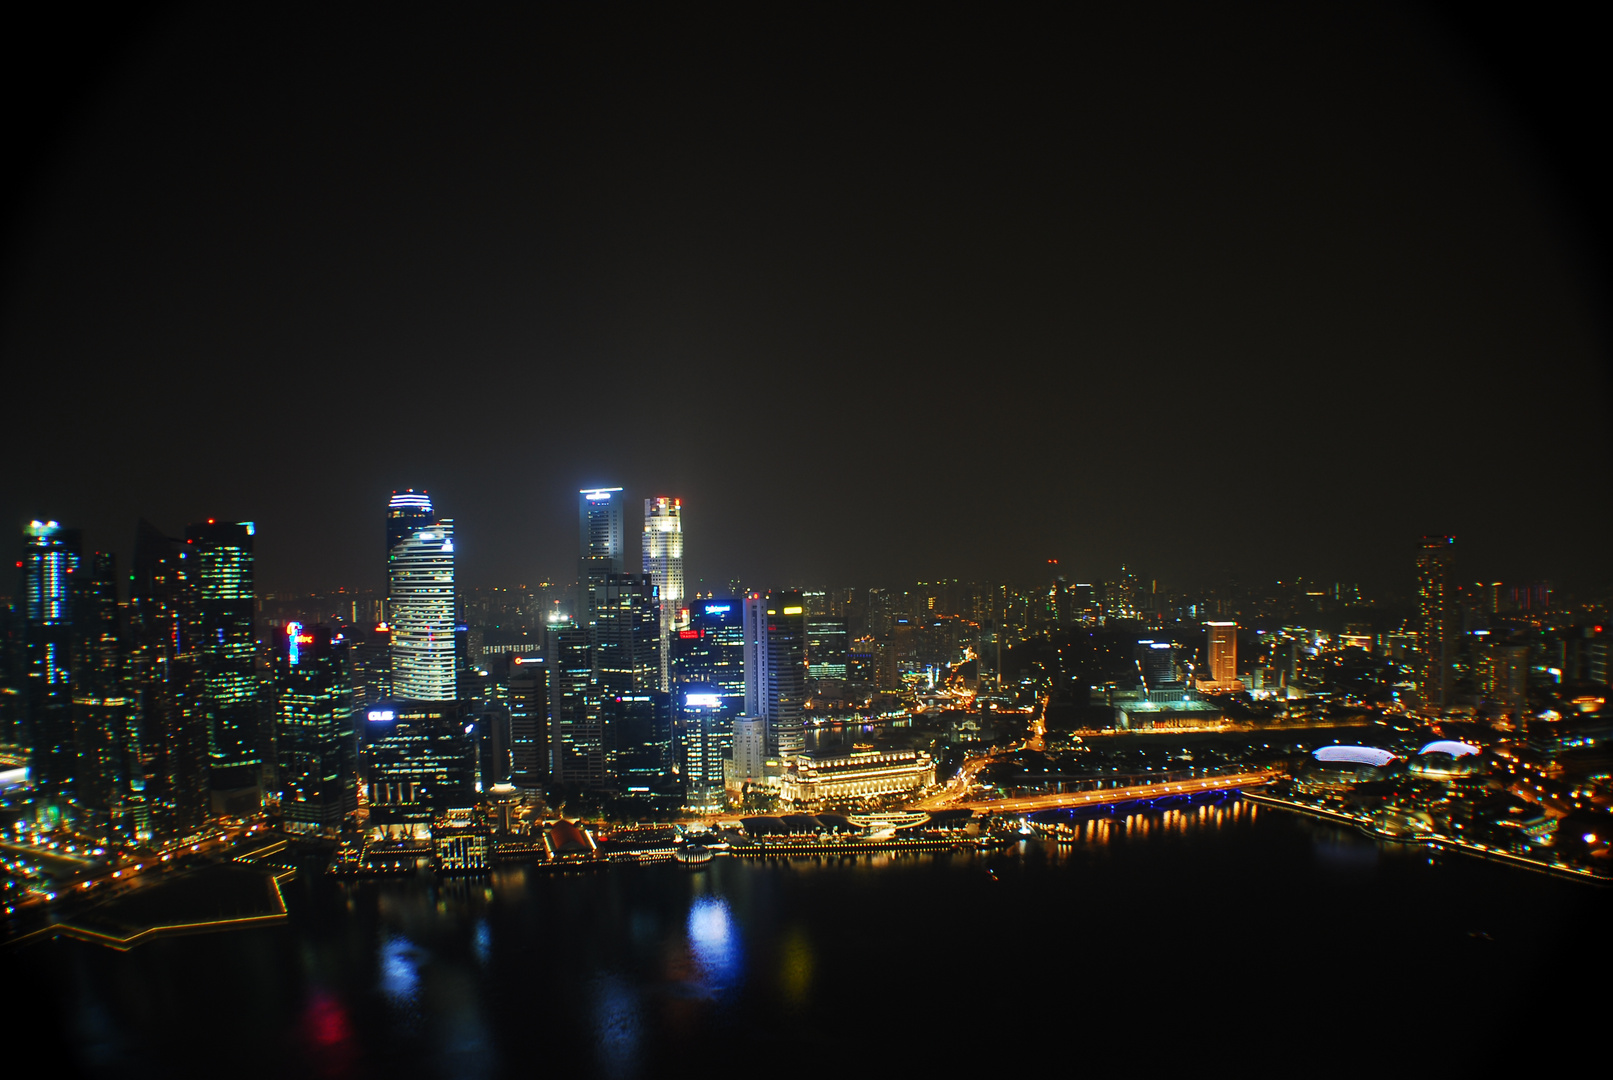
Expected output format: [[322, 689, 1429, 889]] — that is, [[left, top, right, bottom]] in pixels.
[[507, 657, 548, 790], [21, 521, 80, 805], [1206, 622, 1238, 685], [680, 687, 731, 811], [71, 552, 141, 840], [671, 600, 746, 708], [743, 591, 807, 760], [1415, 535, 1456, 711], [390, 516, 458, 702], [805, 616, 849, 684], [593, 572, 659, 788], [593, 573, 660, 696], [129, 519, 209, 838], [183, 521, 260, 781], [386, 490, 435, 561], [642, 496, 685, 692], [607, 691, 672, 794], [360, 701, 475, 840], [548, 623, 603, 788], [273, 622, 357, 835], [578, 487, 625, 630]]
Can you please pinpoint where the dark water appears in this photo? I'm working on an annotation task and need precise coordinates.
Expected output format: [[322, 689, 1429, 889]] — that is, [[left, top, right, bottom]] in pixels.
[[8, 799, 1609, 1077]]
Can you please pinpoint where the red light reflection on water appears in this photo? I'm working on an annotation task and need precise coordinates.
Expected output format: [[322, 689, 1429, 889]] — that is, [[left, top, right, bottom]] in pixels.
[[299, 989, 357, 1077]]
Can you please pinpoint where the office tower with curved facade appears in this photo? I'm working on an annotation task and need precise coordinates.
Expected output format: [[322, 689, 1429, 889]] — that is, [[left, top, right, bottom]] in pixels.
[[389, 506, 458, 703], [643, 496, 684, 691]]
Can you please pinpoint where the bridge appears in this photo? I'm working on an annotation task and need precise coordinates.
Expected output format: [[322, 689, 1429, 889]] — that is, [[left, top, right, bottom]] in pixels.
[[935, 770, 1276, 814]]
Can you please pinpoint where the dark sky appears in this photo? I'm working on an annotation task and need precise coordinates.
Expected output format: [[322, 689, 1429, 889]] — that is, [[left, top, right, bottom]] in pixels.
[[4, 5, 1609, 598]]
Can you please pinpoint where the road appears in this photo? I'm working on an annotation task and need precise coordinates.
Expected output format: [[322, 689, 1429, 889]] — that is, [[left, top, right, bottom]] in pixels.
[[945, 771, 1275, 814]]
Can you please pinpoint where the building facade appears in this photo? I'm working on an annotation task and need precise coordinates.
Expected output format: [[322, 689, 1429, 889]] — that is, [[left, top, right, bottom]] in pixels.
[[743, 591, 807, 760], [274, 623, 357, 835], [389, 511, 457, 703], [642, 497, 685, 692], [1416, 535, 1456, 711]]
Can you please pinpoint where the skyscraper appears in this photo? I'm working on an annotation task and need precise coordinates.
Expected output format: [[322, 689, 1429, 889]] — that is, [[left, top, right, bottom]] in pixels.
[[671, 600, 745, 708], [578, 487, 625, 643], [680, 687, 731, 811], [547, 622, 602, 788], [390, 510, 457, 703], [183, 520, 259, 777], [743, 590, 807, 760], [71, 551, 141, 840], [386, 490, 435, 561], [274, 622, 357, 835], [1206, 621, 1238, 686], [642, 496, 684, 691], [21, 521, 80, 804], [507, 656, 548, 790], [129, 518, 209, 838], [1415, 535, 1456, 712]]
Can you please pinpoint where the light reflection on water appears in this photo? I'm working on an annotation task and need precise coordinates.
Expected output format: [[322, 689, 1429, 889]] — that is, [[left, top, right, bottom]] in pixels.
[[686, 894, 740, 994], [590, 973, 642, 1080], [379, 933, 422, 1006]]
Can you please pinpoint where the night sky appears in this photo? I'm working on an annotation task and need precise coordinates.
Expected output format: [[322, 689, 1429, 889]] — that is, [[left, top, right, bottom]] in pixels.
[[5, 6, 1608, 598]]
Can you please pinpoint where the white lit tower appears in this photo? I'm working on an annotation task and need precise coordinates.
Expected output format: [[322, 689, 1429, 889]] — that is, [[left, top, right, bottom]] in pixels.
[[643, 496, 685, 691], [388, 491, 457, 702]]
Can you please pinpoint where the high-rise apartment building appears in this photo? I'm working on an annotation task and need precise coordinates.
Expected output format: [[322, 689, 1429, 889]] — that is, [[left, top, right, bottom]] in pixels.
[[274, 622, 357, 835], [183, 520, 259, 776], [21, 521, 80, 804], [1206, 621, 1238, 685], [743, 591, 806, 760], [642, 496, 684, 691], [389, 502, 457, 703], [1415, 535, 1456, 711]]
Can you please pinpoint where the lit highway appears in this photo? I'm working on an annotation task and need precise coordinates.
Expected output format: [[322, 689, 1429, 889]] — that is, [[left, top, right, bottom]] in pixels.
[[946, 771, 1275, 814]]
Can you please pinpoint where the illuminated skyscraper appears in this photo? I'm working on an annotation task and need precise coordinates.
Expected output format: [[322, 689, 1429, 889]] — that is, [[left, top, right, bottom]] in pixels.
[[507, 657, 548, 790], [183, 520, 259, 774], [548, 622, 602, 788], [129, 518, 208, 838], [1206, 621, 1238, 685], [743, 590, 806, 760], [273, 622, 357, 835], [390, 516, 458, 702], [642, 496, 684, 691], [1415, 535, 1456, 711], [579, 487, 625, 637], [71, 552, 141, 840], [21, 520, 80, 802], [671, 600, 745, 708], [387, 490, 434, 560], [680, 686, 731, 811]]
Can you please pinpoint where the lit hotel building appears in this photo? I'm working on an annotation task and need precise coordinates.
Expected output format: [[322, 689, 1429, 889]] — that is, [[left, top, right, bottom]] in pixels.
[[779, 748, 935, 809], [642, 496, 684, 691], [389, 497, 457, 703]]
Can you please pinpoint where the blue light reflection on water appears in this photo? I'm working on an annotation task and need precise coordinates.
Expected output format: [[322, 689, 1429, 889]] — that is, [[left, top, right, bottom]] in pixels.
[[686, 894, 741, 994], [379, 934, 422, 1005], [590, 973, 642, 1080]]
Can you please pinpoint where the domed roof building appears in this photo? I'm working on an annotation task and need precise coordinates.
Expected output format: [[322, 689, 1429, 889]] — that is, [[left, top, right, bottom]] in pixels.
[[1408, 740, 1486, 781], [1295, 745, 1400, 790]]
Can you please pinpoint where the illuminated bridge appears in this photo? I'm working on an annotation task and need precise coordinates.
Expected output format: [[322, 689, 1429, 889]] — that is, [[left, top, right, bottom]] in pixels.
[[951, 771, 1275, 814]]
